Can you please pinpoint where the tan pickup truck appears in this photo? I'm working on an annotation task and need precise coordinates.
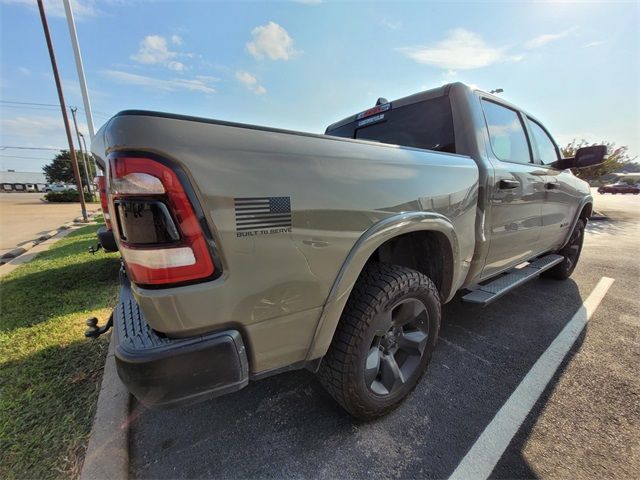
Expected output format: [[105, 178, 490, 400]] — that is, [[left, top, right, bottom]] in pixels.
[[91, 82, 605, 419]]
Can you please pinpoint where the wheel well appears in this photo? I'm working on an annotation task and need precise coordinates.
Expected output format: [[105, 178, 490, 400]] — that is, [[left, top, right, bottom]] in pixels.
[[366, 231, 453, 299], [580, 203, 593, 220]]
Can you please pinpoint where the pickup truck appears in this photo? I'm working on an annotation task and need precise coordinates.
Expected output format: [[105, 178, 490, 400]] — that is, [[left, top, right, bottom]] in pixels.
[[91, 82, 605, 419]]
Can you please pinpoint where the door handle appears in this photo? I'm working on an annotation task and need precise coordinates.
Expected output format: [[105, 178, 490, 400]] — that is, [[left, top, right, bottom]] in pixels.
[[498, 179, 519, 190], [545, 182, 559, 190]]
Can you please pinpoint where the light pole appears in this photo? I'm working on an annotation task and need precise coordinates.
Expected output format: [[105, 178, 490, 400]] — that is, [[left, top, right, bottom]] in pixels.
[[63, 0, 95, 140], [70, 107, 92, 194]]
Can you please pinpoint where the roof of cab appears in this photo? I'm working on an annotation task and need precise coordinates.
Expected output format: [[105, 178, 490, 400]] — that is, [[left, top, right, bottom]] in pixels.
[[325, 82, 470, 133]]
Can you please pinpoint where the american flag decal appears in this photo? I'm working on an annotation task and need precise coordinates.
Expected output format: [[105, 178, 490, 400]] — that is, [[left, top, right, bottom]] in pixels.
[[235, 197, 292, 232]]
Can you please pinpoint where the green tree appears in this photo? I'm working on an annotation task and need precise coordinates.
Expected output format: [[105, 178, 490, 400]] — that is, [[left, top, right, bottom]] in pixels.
[[561, 140, 636, 181], [42, 150, 96, 191]]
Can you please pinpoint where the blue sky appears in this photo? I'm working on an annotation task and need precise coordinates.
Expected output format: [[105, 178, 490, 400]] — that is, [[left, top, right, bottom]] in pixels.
[[1, 0, 638, 172]]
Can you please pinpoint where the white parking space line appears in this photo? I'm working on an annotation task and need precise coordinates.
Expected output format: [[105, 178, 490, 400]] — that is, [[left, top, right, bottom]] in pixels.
[[449, 276, 615, 480]]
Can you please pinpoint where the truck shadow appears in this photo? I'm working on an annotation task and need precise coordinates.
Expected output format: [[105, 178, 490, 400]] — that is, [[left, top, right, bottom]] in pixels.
[[130, 278, 587, 479]]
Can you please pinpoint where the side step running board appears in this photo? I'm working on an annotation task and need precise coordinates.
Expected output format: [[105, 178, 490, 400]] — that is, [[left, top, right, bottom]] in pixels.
[[462, 254, 564, 306]]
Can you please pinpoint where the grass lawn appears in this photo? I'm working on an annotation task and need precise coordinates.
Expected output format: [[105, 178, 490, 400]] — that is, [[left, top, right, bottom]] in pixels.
[[0, 223, 121, 479]]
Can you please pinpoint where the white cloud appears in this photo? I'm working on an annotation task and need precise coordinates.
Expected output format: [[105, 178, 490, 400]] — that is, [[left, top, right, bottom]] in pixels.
[[0, 0, 101, 20], [400, 29, 521, 70], [18, 67, 31, 76], [131, 35, 191, 71], [132, 35, 178, 67], [292, 0, 322, 4], [381, 19, 402, 30], [235, 71, 267, 95], [103, 70, 217, 94], [525, 27, 577, 49], [584, 41, 604, 48], [246, 22, 297, 60], [3, 116, 65, 134], [167, 61, 185, 71], [1, 114, 88, 146]]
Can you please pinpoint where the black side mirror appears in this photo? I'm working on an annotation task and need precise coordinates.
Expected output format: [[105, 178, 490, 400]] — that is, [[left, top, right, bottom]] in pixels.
[[574, 145, 607, 168], [552, 145, 607, 170]]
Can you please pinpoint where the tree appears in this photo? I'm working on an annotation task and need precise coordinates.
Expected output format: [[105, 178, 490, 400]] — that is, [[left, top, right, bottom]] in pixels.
[[560, 140, 637, 181], [42, 150, 96, 191]]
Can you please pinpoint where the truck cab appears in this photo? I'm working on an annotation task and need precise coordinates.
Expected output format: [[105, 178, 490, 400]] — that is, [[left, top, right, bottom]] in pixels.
[[326, 83, 593, 285]]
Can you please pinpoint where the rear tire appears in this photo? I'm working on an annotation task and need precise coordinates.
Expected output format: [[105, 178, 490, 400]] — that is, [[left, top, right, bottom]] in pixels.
[[317, 263, 440, 420], [543, 219, 585, 280]]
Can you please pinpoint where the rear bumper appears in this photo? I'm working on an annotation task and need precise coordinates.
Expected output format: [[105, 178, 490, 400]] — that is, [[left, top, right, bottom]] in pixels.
[[113, 277, 249, 408]]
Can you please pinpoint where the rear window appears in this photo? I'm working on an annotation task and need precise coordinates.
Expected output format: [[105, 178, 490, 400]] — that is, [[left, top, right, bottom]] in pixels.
[[326, 96, 456, 153]]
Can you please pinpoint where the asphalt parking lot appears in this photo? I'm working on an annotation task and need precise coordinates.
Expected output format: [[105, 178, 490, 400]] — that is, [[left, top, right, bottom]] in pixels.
[[129, 191, 639, 479], [0, 192, 98, 255]]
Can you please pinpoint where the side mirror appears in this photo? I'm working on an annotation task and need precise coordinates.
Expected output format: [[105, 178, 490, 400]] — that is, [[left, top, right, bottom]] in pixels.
[[552, 145, 607, 170], [574, 145, 607, 168]]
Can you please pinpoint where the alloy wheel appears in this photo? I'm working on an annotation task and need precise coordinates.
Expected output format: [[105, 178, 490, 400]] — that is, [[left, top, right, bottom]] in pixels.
[[365, 298, 430, 396]]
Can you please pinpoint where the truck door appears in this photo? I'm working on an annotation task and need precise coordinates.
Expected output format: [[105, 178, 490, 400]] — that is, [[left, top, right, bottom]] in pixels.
[[480, 98, 546, 279], [525, 116, 577, 251]]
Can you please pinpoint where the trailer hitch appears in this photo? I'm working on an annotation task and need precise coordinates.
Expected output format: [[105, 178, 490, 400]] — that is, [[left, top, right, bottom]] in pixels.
[[88, 243, 102, 255], [85, 313, 113, 338]]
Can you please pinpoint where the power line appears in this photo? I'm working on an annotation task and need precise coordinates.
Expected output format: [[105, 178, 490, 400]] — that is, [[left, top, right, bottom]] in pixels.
[[0, 154, 59, 161], [0, 100, 111, 118], [0, 146, 64, 151], [1, 100, 62, 108]]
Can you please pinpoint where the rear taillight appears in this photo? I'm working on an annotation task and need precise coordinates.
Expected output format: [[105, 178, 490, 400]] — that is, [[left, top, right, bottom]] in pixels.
[[94, 175, 112, 229], [109, 155, 216, 286]]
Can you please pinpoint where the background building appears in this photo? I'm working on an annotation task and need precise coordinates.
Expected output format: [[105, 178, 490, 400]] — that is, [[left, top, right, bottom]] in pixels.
[[0, 170, 48, 192]]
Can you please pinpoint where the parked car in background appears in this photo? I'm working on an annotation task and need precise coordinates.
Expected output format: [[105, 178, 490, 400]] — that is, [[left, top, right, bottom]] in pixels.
[[597, 182, 640, 194], [44, 183, 76, 192]]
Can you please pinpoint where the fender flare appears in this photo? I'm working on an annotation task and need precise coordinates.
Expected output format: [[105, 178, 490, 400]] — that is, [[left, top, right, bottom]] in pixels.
[[561, 195, 593, 249], [305, 211, 460, 361]]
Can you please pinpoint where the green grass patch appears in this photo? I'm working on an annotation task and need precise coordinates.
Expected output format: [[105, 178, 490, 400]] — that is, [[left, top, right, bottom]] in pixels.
[[0, 225, 121, 479]]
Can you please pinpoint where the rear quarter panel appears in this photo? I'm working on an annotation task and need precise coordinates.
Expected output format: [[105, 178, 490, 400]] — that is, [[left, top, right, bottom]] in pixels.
[[99, 113, 479, 374]]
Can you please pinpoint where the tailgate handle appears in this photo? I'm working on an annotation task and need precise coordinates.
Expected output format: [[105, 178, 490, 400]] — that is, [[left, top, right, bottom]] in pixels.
[[498, 179, 519, 190]]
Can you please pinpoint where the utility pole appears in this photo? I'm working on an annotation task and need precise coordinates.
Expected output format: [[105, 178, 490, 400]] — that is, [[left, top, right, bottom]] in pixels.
[[70, 107, 93, 194], [37, 0, 88, 222]]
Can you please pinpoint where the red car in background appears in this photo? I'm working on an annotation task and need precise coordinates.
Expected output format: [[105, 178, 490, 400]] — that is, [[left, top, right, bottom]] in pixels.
[[598, 182, 640, 194]]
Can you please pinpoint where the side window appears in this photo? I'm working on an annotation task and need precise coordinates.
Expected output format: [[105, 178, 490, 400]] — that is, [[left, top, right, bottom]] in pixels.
[[527, 118, 560, 166], [481, 99, 531, 164]]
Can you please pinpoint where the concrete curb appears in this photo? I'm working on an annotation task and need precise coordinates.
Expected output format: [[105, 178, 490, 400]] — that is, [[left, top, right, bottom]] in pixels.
[[0, 210, 100, 265], [0, 228, 79, 278], [81, 334, 130, 480]]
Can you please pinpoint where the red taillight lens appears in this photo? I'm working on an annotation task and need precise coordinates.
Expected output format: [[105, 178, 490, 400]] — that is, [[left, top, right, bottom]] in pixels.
[[94, 175, 112, 229], [109, 156, 215, 286]]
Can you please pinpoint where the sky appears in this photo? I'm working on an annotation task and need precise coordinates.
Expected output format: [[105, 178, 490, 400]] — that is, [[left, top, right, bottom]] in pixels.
[[0, 0, 638, 173]]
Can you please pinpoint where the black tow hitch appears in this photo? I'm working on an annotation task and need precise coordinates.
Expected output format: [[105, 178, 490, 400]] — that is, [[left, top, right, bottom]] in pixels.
[[88, 243, 103, 255], [85, 313, 113, 338]]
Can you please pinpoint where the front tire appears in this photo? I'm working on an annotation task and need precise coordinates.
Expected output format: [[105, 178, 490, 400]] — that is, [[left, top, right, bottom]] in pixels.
[[318, 263, 440, 420], [543, 219, 585, 280]]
